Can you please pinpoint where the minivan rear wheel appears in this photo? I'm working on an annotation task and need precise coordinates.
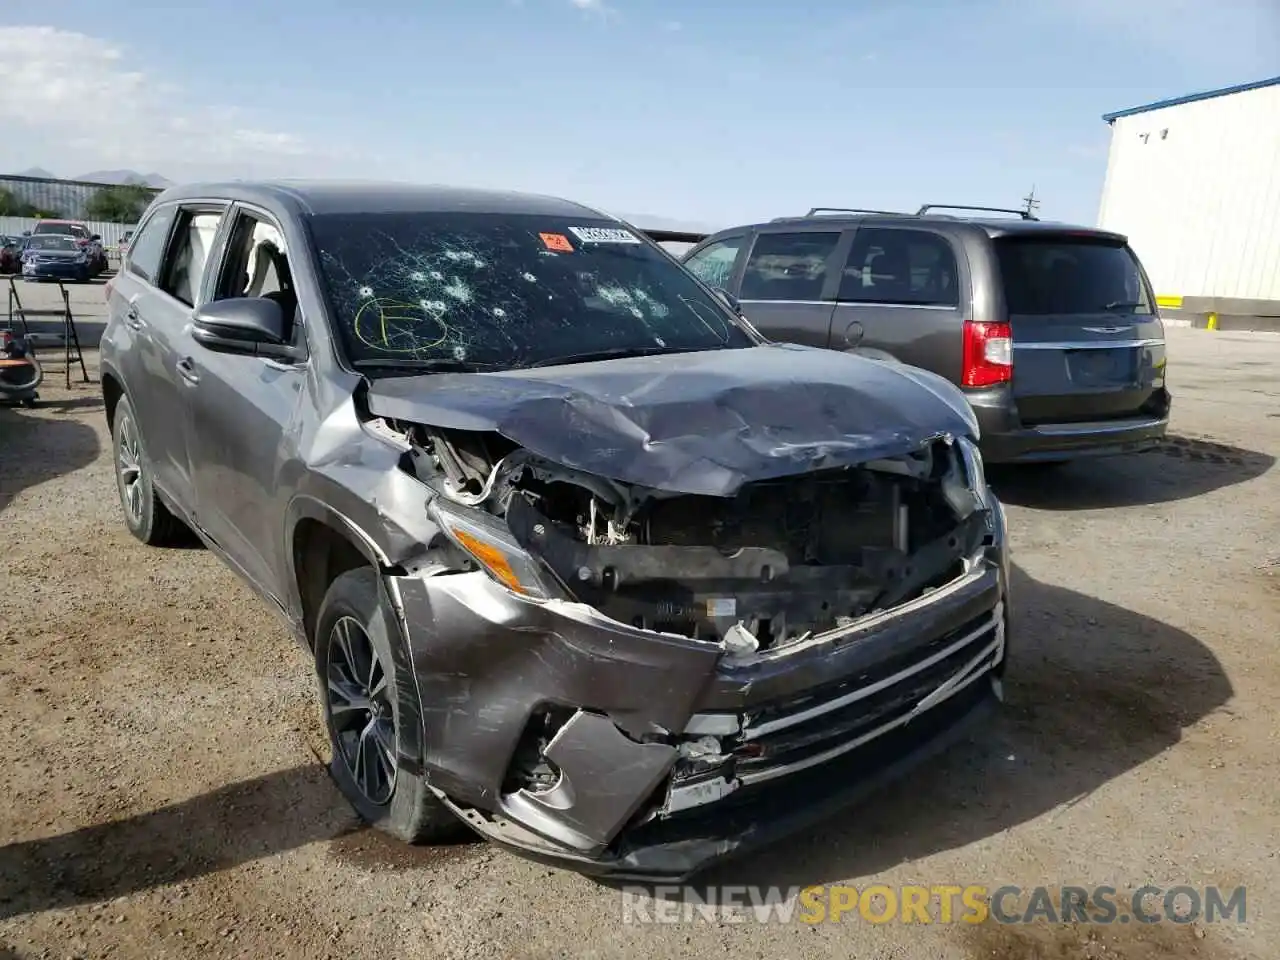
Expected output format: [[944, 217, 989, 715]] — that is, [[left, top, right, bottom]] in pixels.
[[315, 568, 462, 843]]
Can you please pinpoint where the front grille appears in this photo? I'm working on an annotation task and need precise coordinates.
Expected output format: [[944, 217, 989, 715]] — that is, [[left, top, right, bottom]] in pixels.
[[616, 676, 994, 852], [733, 605, 1003, 783]]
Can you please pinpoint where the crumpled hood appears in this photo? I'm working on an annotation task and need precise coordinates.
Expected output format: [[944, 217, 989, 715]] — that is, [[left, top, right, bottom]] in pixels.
[[365, 343, 979, 497]]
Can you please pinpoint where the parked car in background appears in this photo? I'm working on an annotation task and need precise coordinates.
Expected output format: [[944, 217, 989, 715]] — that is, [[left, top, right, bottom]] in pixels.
[[21, 234, 94, 282], [101, 180, 1009, 881], [0, 235, 24, 274], [675, 205, 1170, 465], [31, 219, 108, 275]]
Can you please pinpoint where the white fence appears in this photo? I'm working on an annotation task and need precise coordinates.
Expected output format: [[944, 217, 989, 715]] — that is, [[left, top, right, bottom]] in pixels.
[[0, 216, 135, 248]]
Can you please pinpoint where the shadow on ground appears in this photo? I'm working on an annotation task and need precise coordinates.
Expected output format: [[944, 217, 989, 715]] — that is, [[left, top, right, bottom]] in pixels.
[[662, 563, 1234, 892], [31, 394, 103, 414], [0, 406, 99, 515], [989, 434, 1273, 510], [0, 766, 353, 921]]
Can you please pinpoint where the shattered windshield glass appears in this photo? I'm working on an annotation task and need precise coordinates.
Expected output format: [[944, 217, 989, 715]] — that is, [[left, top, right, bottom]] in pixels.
[[308, 211, 754, 370]]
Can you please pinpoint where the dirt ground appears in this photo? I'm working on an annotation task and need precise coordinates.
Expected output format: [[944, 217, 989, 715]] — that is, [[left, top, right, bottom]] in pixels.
[[1, 320, 1277, 959]]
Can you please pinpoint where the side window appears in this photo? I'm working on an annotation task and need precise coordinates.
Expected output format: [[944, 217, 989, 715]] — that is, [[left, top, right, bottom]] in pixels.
[[684, 237, 743, 290], [125, 206, 178, 285], [213, 210, 300, 342], [838, 228, 959, 307], [160, 208, 225, 307], [739, 231, 841, 302]]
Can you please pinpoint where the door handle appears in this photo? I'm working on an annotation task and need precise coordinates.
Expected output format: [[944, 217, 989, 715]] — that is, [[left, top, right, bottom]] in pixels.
[[124, 305, 143, 330], [176, 357, 200, 385]]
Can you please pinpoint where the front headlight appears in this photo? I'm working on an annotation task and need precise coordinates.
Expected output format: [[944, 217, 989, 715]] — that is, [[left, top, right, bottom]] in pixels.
[[429, 499, 559, 600]]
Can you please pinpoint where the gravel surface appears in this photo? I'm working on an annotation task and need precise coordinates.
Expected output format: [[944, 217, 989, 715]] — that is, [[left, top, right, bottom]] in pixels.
[[1, 322, 1277, 959]]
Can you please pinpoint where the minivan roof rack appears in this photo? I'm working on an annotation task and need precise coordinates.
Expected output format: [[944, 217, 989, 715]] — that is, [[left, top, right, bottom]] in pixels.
[[916, 204, 1038, 221], [805, 206, 907, 217]]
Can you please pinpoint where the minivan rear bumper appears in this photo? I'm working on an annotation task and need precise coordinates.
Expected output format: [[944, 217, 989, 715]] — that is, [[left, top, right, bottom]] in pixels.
[[967, 386, 1170, 463]]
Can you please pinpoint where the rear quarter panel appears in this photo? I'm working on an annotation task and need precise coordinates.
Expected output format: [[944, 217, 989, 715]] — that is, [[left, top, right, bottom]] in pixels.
[[835, 226, 980, 382]]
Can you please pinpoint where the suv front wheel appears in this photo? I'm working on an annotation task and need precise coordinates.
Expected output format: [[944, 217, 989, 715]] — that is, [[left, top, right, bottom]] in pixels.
[[315, 568, 462, 843]]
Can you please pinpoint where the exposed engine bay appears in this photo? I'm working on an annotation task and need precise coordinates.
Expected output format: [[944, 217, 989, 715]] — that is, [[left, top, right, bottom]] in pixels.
[[376, 417, 994, 656]]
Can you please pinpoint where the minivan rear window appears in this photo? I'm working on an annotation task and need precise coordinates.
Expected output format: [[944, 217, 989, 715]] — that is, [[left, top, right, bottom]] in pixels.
[[995, 236, 1152, 316]]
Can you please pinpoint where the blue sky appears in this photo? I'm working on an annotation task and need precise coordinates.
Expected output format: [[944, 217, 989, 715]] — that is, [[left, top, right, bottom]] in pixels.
[[1, 0, 1277, 229]]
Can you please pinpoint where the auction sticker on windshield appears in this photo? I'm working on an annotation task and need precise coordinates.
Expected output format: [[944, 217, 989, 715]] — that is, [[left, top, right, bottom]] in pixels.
[[540, 232, 575, 252], [569, 226, 642, 244]]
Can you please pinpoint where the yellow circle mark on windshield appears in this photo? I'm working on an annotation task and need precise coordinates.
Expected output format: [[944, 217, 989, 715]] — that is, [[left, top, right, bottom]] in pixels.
[[353, 297, 451, 354]]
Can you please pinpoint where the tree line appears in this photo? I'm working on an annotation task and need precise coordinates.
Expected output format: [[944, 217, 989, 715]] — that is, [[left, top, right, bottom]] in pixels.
[[0, 183, 157, 223]]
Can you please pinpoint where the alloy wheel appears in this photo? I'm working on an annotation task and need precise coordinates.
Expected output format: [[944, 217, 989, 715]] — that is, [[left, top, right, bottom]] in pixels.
[[116, 413, 144, 524], [325, 615, 397, 805]]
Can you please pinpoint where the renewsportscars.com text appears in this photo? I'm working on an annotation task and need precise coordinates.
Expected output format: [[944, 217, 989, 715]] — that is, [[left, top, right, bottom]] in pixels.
[[619, 884, 1247, 926]]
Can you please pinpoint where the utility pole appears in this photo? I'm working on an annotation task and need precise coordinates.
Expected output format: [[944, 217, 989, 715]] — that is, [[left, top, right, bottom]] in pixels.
[[1021, 185, 1041, 218]]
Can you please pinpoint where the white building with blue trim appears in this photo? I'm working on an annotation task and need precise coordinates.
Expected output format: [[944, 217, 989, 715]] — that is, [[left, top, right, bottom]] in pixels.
[[1098, 76, 1280, 327]]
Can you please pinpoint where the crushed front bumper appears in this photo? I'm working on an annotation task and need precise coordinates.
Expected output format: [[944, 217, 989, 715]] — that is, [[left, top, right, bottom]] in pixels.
[[388, 509, 1010, 881]]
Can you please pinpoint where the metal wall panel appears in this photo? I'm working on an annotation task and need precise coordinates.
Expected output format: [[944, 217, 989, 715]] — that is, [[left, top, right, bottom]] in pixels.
[[1097, 83, 1280, 301]]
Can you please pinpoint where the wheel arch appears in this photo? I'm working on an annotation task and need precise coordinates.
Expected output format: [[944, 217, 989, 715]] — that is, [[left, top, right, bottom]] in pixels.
[[286, 499, 428, 773], [286, 498, 389, 649], [101, 368, 126, 428]]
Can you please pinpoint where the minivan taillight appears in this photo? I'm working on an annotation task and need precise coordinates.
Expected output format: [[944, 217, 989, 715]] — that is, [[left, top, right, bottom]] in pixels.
[[961, 321, 1013, 387]]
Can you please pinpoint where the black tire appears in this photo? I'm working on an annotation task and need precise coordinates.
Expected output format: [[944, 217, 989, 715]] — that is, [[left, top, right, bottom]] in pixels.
[[315, 568, 460, 843], [110, 394, 187, 546]]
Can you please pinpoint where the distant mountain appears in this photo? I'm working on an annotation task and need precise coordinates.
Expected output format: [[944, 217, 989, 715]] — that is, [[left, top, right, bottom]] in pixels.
[[73, 170, 172, 188], [13, 167, 57, 179]]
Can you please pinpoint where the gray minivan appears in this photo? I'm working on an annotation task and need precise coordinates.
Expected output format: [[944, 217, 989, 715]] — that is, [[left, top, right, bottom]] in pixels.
[[674, 205, 1171, 464]]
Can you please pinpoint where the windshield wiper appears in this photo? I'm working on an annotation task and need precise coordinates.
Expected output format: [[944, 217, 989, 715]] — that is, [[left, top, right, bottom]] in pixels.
[[1102, 301, 1145, 312], [528, 345, 709, 368], [351, 358, 487, 373]]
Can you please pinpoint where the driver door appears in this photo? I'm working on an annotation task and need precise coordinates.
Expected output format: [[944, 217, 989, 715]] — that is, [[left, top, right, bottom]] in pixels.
[[180, 204, 308, 605]]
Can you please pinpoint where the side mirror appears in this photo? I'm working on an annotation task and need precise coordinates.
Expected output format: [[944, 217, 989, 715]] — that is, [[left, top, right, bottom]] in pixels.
[[713, 287, 743, 315], [191, 297, 298, 359], [90, 234, 101, 242]]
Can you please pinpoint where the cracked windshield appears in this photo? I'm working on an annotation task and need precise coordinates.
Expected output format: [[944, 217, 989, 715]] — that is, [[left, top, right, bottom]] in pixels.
[[310, 212, 751, 369]]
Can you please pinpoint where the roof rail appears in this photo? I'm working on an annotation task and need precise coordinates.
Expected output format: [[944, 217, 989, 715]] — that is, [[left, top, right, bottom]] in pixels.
[[916, 204, 1038, 221], [806, 206, 906, 217]]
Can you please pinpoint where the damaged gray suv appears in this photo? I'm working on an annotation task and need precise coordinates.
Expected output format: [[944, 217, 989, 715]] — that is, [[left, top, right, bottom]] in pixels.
[[101, 181, 1011, 880]]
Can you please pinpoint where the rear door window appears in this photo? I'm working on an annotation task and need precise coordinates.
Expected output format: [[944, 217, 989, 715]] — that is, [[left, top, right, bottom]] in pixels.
[[740, 231, 841, 301], [996, 237, 1152, 316], [160, 208, 225, 307], [125, 206, 178, 284], [683, 236, 744, 290], [838, 227, 959, 306]]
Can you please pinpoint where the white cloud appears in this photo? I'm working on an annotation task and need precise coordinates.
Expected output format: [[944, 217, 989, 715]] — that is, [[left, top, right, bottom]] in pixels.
[[0, 26, 340, 178]]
